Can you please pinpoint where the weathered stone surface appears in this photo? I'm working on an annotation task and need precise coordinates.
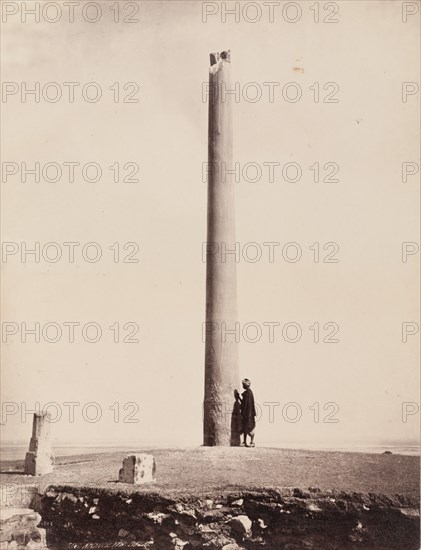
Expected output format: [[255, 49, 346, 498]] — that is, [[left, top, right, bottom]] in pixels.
[[400, 507, 420, 517], [204, 499, 213, 509], [24, 412, 54, 476], [146, 512, 170, 525], [24, 452, 54, 477], [257, 518, 267, 529], [37, 487, 421, 549], [229, 515, 252, 536], [172, 535, 188, 549], [0, 508, 45, 549], [203, 50, 241, 447], [0, 508, 41, 524], [118, 453, 156, 484], [306, 502, 323, 512], [0, 485, 39, 510], [200, 509, 225, 522]]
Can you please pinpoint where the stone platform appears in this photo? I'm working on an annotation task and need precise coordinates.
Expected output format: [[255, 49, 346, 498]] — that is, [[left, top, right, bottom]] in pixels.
[[1, 447, 419, 549]]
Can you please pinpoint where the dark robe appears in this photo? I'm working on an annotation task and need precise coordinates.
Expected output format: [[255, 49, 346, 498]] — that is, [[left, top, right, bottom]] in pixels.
[[240, 388, 256, 434]]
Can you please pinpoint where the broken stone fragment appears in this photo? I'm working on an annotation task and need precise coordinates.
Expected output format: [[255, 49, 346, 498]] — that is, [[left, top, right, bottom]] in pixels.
[[400, 508, 420, 517], [306, 502, 323, 512], [62, 493, 78, 504], [174, 507, 197, 525], [257, 518, 267, 529], [207, 534, 236, 548], [204, 499, 213, 509], [118, 453, 156, 484], [173, 539, 188, 549], [229, 515, 252, 536], [146, 512, 170, 525]]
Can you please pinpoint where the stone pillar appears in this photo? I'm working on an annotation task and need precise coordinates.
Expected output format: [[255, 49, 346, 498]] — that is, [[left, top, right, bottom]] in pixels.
[[203, 51, 240, 446], [24, 412, 54, 475]]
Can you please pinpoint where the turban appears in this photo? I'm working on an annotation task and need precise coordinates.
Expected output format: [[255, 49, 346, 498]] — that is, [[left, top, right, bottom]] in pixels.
[[242, 378, 251, 387]]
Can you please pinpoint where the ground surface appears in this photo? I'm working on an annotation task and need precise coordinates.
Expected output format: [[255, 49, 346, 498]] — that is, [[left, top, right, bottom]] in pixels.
[[1, 446, 419, 500]]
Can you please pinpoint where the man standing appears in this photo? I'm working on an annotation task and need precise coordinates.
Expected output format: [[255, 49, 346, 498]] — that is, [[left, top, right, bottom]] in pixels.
[[235, 379, 256, 447]]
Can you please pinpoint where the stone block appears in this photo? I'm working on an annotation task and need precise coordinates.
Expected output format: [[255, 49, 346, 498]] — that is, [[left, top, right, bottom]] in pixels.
[[118, 454, 156, 484]]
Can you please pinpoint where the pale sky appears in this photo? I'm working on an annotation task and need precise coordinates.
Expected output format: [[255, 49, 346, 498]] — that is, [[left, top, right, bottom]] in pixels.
[[1, 0, 420, 448]]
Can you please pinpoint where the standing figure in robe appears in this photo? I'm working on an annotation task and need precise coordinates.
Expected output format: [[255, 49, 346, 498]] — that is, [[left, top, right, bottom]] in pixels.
[[235, 379, 256, 447]]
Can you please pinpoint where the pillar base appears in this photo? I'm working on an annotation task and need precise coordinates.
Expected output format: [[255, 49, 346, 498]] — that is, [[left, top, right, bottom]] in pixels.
[[24, 451, 54, 476]]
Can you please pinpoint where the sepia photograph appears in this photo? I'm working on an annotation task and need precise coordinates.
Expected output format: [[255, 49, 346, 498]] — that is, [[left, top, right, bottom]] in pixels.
[[1, 1, 420, 548]]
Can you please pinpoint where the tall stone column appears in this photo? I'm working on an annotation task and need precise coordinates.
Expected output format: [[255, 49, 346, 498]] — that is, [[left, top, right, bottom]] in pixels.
[[24, 411, 54, 475], [203, 51, 240, 446]]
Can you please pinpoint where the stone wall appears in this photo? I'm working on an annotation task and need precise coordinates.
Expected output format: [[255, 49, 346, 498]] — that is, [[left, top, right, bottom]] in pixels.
[[36, 487, 420, 549]]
